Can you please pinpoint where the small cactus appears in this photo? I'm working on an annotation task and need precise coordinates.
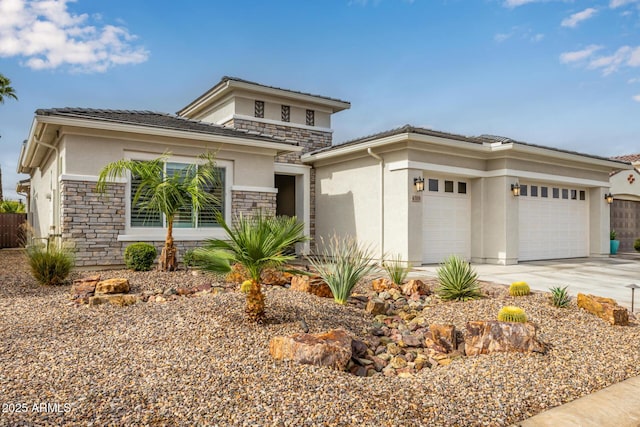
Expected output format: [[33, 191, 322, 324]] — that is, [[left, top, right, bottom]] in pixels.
[[498, 306, 527, 323], [240, 280, 252, 293], [509, 281, 530, 296]]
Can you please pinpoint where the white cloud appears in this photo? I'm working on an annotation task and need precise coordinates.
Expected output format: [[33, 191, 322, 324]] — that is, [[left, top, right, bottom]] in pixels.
[[610, 0, 639, 8], [561, 8, 598, 28], [559, 45, 602, 63], [589, 46, 631, 75], [0, 0, 149, 72], [633, 94, 640, 101], [503, 0, 539, 7], [494, 33, 512, 42], [531, 33, 544, 42], [628, 77, 640, 83]]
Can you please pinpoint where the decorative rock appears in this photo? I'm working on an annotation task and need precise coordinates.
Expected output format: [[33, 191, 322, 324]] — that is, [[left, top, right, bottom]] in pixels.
[[70, 275, 100, 303], [365, 299, 388, 315], [370, 355, 387, 371], [290, 275, 333, 298], [401, 279, 430, 297], [465, 321, 548, 356], [577, 293, 629, 326], [399, 333, 423, 348], [89, 294, 138, 307], [95, 278, 130, 295], [351, 339, 368, 359], [269, 329, 353, 370], [389, 356, 408, 369], [371, 278, 397, 292], [176, 287, 194, 296], [429, 324, 457, 353]]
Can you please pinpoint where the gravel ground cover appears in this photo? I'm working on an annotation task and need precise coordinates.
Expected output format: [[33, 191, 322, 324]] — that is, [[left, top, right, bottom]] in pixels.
[[1, 249, 640, 426]]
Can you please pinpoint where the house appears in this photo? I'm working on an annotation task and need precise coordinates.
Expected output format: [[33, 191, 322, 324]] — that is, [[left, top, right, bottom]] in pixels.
[[609, 154, 640, 252], [17, 76, 631, 266]]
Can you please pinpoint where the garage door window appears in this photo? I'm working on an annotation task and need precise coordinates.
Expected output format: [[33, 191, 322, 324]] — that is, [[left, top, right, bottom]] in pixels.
[[520, 184, 528, 196], [458, 182, 467, 194], [445, 180, 454, 193], [428, 179, 438, 192], [531, 185, 538, 197], [562, 189, 569, 199], [541, 187, 548, 198], [580, 190, 586, 201]]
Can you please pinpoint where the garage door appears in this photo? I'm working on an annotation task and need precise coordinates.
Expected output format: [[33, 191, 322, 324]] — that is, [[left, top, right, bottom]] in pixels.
[[518, 183, 589, 261], [422, 177, 471, 264]]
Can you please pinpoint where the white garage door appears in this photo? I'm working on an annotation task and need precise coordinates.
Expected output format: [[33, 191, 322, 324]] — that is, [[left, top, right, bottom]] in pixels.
[[422, 177, 471, 264], [518, 183, 589, 261]]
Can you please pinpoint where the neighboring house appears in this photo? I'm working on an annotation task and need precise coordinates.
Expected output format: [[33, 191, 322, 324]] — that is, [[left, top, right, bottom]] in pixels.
[[17, 76, 631, 267], [609, 154, 640, 252]]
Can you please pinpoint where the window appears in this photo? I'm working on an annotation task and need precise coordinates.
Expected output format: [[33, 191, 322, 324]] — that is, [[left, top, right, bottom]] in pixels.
[[255, 100, 264, 118], [562, 189, 569, 199], [520, 184, 528, 196], [458, 182, 467, 194], [553, 188, 560, 198], [531, 185, 538, 197], [541, 187, 548, 198], [428, 179, 438, 192], [571, 189, 577, 200], [579, 190, 586, 201], [444, 180, 454, 193], [130, 161, 225, 229], [305, 109, 315, 126], [281, 105, 290, 122]]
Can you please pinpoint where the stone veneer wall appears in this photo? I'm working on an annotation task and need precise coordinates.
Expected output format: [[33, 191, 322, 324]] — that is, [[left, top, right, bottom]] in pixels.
[[232, 190, 276, 218], [225, 118, 332, 242], [61, 180, 127, 267], [611, 199, 640, 252]]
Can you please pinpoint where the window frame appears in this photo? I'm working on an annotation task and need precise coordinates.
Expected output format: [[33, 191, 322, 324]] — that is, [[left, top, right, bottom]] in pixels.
[[121, 152, 233, 241]]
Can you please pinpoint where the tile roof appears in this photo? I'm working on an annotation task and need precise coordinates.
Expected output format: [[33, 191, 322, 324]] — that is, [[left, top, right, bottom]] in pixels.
[[35, 108, 295, 145], [307, 124, 631, 165], [611, 153, 640, 163]]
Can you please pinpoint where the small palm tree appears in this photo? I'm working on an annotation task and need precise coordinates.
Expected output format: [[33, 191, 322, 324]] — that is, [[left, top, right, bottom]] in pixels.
[[197, 213, 307, 322], [0, 73, 18, 104], [96, 152, 220, 271]]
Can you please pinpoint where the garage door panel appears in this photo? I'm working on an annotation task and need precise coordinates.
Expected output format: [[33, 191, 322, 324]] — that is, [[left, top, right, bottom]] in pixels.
[[519, 183, 589, 261]]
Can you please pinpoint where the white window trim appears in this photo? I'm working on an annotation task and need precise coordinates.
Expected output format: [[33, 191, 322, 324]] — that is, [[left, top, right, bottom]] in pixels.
[[274, 162, 311, 254], [117, 152, 233, 242]]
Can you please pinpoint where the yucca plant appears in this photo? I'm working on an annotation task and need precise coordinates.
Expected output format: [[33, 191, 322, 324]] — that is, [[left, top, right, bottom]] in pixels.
[[435, 255, 482, 301], [382, 254, 410, 286], [197, 212, 307, 322], [509, 281, 530, 296], [549, 285, 571, 308], [498, 306, 527, 323], [307, 235, 379, 305], [26, 244, 74, 286]]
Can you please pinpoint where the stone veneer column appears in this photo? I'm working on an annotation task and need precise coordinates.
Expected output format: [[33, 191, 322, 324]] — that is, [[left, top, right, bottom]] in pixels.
[[225, 118, 331, 241], [60, 180, 126, 267], [232, 190, 277, 218]]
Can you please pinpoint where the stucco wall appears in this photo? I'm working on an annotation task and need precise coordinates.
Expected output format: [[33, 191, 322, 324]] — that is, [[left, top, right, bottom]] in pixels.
[[233, 96, 331, 129]]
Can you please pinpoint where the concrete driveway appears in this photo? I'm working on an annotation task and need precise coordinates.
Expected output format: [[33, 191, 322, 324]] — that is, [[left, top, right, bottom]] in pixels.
[[413, 255, 640, 312]]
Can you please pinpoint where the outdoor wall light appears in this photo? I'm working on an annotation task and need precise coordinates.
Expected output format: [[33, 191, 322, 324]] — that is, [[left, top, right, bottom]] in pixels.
[[414, 177, 425, 192], [605, 193, 614, 204], [511, 183, 521, 197], [626, 284, 640, 313]]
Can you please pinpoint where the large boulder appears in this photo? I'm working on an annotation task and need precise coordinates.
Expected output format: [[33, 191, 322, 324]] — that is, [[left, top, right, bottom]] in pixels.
[[401, 279, 431, 297], [465, 321, 547, 356], [89, 294, 138, 307], [577, 293, 629, 326], [269, 329, 353, 370], [95, 278, 130, 295], [290, 275, 333, 298], [427, 324, 456, 353], [70, 275, 100, 303]]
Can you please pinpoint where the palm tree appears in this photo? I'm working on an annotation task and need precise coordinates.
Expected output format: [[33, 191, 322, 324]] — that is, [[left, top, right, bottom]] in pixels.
[[0, 73, 17, 104], [96, 152, 220, 271], [197, 213, 307, 323]]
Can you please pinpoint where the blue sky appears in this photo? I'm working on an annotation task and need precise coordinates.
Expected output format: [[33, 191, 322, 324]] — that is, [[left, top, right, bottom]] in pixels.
[[1, 0, 639, 200]]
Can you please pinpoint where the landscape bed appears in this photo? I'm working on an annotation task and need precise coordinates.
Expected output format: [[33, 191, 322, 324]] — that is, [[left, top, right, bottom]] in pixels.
[[1, 250, 639, 426]]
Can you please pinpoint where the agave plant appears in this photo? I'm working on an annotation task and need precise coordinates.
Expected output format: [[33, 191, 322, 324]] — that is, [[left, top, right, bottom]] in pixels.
[[549, 285, 571, 308], [197, 212, 307, 322], [307, 235, 379, 305], [435, 255, 482, 301], [382, 254, 410, 286]]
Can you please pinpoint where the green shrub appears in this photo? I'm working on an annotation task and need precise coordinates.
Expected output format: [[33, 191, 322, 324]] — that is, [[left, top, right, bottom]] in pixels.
[[382, 254, 410, 286], [307, 235, 379, 305], [435, 255, 482, 301], [509, 281, 530, 296], [26, 245, 74, 286], [124, 242, 157, 271], [182, 248, 201, 269], [498, 306, 527, 323], [634, 239, 640, 252], [549, 285, 571, 308], [610, 229, 617, 240]]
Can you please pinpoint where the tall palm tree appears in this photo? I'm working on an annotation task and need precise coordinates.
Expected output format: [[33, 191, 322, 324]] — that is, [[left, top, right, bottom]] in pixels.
[[0, 74, 18, 104], [197, 213, 307, 322], [96, 152, 220, 271]]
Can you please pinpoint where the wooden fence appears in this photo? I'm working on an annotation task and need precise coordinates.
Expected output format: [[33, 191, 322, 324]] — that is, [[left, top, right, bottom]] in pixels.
[[0, 213, 27, 248]]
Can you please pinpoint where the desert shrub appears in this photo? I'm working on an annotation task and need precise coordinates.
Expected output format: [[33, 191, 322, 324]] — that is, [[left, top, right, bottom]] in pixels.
[[509, 281, 530, 296], [182, 248, 206, 270], [382, 254, 410, 286], [26, 244, 74, 286], [634, 239, 640, 252], [498, 306, 527, 323], [124, 242, 157, 271], [549, 285, 571, 308], [435, 255, 482, 301], [307, 235, 379, 305]]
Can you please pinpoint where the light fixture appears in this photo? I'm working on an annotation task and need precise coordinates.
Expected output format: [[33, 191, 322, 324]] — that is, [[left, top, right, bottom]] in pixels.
[[511, 183, 521, 197], [605, 193, 614, 204], [626, 284, 640, 313], [414, 177, 425, 192]]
